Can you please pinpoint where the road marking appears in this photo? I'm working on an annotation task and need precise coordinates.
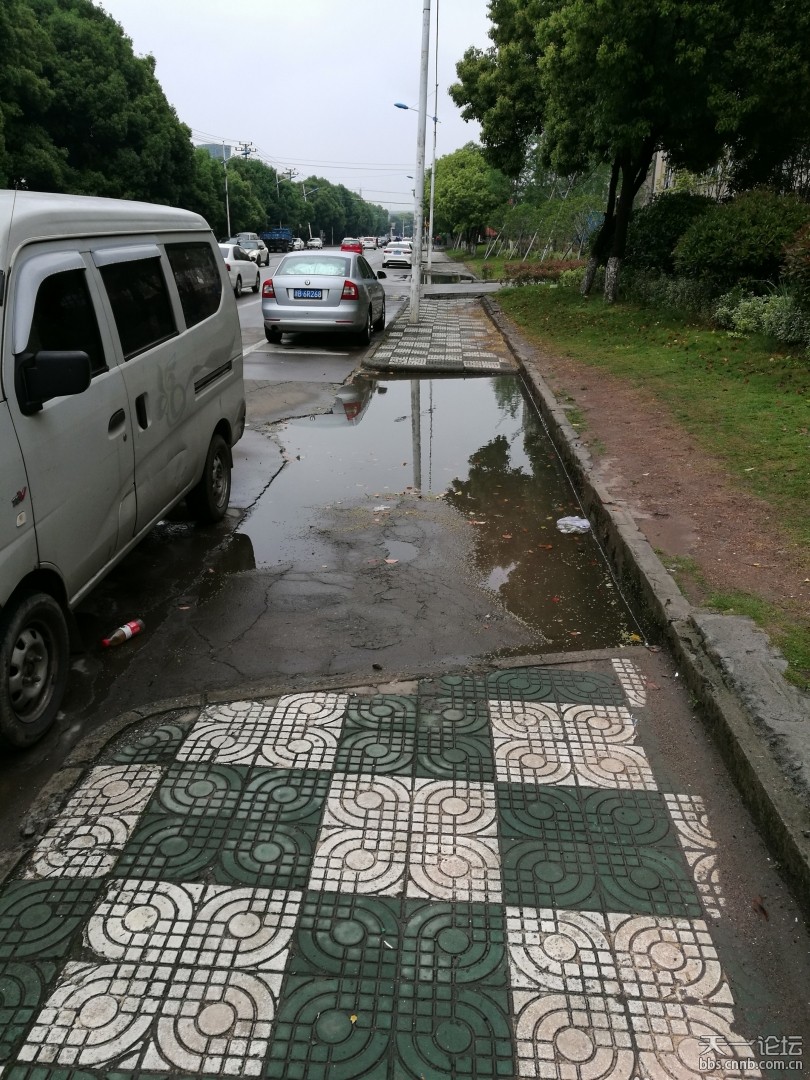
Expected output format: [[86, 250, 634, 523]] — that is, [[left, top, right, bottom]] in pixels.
[[244, 342, 351, 357]]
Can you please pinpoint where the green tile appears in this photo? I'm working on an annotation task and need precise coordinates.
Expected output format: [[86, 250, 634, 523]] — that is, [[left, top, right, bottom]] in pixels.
[[4, 1069, 100, 1080], [345, 696, 418, 731], [109, 722, 192, 764], [400, 900, 508, 987], [267, 976, 394, 1079], [0, 879, 103, 960], [582, 788, 674, 847], [501, 837, 601, 909], [395, 982, 514, 1078], [594, 844, 703, 918], [151, 762, 248, 816], [414, 724, 495, 782], [218, 821, 320, 890], [418, 696, 491, 735], [113, 812, 228, 881], [0, 961, 57, 1061], [290, 892, 400, 979], [486, 667, 626, 705], [496, 783, 587, 841], [243, 769, 331, 827], [335, 725, 415, 776]]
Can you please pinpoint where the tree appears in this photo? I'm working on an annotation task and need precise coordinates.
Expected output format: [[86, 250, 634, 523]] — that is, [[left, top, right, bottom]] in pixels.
[[432, 143, 511, 250], [1, 0, 196, 203], [451, 0, 735, 301], [451, 1, 810, 304]]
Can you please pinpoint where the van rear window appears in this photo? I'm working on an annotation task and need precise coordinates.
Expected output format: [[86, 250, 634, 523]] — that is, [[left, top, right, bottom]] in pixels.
[[100, 257, 177, 359], [167, 242, 222, 327]]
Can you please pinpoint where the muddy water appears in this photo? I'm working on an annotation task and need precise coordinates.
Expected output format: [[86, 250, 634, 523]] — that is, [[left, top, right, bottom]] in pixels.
[[240, 374, 643, 651]]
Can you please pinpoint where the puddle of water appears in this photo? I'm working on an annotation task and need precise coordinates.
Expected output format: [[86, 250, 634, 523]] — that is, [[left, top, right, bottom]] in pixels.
[[239, 375, 642, 650]]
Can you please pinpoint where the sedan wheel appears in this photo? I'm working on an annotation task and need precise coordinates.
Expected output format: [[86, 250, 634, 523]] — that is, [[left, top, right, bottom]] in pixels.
[[252, 273, 261, 293], [234, 275, 242, 298], [357, 306, 373, 346], [372, 297, 386, 332]]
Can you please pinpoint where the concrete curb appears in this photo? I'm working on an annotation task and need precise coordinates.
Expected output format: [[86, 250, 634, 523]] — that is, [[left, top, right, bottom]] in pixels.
[[482, 295, 810, 916]]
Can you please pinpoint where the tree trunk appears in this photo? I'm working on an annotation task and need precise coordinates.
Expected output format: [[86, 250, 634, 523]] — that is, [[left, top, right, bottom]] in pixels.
[[580, 256, 599, 295], [604, 257, 622, 303], [603, 141, 656, 303]]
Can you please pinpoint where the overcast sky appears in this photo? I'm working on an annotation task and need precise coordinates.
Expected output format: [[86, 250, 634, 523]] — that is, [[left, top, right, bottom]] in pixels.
[[94, 0, 494, 212]]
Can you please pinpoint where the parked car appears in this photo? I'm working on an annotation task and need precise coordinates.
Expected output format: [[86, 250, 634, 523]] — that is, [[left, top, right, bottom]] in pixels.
[[340, 238, 363, 255], [238, 239, 270, 266], [361, 237, 377, 249], [378, 236, 390, 248], [218, 244, 261, 296], [307, 237, 323, 249], [291, 237, 305, 250], [381, 241, 413, 269], [261, 251, 387, 344]]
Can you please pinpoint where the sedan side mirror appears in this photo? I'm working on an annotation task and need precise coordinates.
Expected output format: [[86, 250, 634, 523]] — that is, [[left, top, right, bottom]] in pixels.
[[376, 271, 387, 279]]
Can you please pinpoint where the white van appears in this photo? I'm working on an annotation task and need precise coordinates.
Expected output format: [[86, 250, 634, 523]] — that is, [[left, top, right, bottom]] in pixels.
[[0, 190, 246, 747]]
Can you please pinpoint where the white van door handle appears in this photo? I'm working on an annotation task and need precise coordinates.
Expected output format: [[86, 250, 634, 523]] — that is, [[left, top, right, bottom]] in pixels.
[[108, 408, 126, 436]]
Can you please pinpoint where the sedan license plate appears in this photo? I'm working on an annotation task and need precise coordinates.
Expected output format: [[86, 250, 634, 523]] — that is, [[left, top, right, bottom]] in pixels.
[[293, 288, 322, 299]]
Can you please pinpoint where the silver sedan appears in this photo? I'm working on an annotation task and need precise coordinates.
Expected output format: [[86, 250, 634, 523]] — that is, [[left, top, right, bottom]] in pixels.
[[261, 252, 387, 344]]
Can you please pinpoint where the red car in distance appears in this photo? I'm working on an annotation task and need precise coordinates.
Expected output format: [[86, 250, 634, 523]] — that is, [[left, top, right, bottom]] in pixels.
[[340, 237, 363, 254]]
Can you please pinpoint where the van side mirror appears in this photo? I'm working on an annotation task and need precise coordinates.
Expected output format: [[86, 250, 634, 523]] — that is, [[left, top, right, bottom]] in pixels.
[[16, 350, 92, 415]]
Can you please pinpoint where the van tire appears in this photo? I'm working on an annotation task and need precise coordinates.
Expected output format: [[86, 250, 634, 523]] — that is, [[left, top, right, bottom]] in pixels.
[[0, 592, 69, 748], [187, 433, 231, 523], [234, 276, 242, 298]]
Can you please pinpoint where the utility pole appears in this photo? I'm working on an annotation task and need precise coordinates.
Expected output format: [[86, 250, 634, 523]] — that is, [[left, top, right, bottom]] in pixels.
[[409, 0, 431, 324], [222, 142, 231, 238], [237, 141, 256, 160]]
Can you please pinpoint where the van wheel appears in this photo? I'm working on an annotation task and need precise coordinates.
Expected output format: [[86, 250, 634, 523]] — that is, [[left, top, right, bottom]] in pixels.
[[0, 592, 69, 748], [234, 276, 242, 298], [187, 434, 231, 523], [373, 297, 386, 332]]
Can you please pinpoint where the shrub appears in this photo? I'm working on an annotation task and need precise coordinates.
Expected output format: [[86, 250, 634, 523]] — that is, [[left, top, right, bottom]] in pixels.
[[502, 259, 586, 286], [559, 266, 586, 288], [674, 189, 810, 293], [625, 192, 714, 274], [713, 286, 810, 346], [783, 223, 810, 306], [620, 269, 714, 315]]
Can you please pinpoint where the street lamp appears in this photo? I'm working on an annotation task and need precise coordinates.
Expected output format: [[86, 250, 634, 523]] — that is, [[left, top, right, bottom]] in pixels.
[[302, 185, 319, 241], [394, 97, 440, 273]]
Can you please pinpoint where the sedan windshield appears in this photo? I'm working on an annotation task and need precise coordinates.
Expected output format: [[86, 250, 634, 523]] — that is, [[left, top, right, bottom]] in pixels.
[[276, 256, 350, 276]]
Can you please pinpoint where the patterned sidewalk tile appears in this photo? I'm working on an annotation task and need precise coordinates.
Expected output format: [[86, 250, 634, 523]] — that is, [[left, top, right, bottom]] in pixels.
[[0, 664, 762, 1078]]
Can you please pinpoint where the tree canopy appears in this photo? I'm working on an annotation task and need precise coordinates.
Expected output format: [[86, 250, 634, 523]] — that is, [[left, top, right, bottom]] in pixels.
[[1, 0, 391, 238], [450, 0, 810, 300], [431, 143, 511, 249]]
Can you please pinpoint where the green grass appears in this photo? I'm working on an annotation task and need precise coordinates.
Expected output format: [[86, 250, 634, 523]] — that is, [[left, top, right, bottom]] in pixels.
[[495, 286, 810, 547], [489, 285, 810, 686]]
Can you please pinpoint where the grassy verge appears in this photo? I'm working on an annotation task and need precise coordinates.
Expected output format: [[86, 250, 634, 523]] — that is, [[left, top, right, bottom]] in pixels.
[[490, 284, 810, 687]]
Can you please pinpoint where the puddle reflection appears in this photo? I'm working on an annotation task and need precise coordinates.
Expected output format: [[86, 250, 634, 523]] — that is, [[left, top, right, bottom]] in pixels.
[[240, 374, 641, 650]]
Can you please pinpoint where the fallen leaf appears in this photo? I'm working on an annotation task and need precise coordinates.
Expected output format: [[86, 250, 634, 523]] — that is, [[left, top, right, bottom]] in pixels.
[[751, 896, 769, 921], [384, 558, 399, 565], [629, 633, 642, 643], [551, 596, 561, 603], [350, 1014, 358, 1024], [502, 533, 513, 539], [539, 544, 553, 550], [646, 681, 661, 690], [178, 605, 191, 611], [645, 645, 662, 653]]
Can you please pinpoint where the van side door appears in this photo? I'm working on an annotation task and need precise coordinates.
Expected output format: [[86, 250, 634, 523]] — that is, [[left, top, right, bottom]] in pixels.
[[5, 249, 137, 603], [93, 239, 232, 534]]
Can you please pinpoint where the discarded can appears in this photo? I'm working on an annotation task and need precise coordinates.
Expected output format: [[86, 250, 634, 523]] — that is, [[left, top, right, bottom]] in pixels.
[[101, 618, 145, 648]]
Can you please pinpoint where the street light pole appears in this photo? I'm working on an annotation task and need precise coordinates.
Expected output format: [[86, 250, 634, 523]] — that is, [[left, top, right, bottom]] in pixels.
[[409, 0, 431, 325], [222, 141, 231, 238]]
